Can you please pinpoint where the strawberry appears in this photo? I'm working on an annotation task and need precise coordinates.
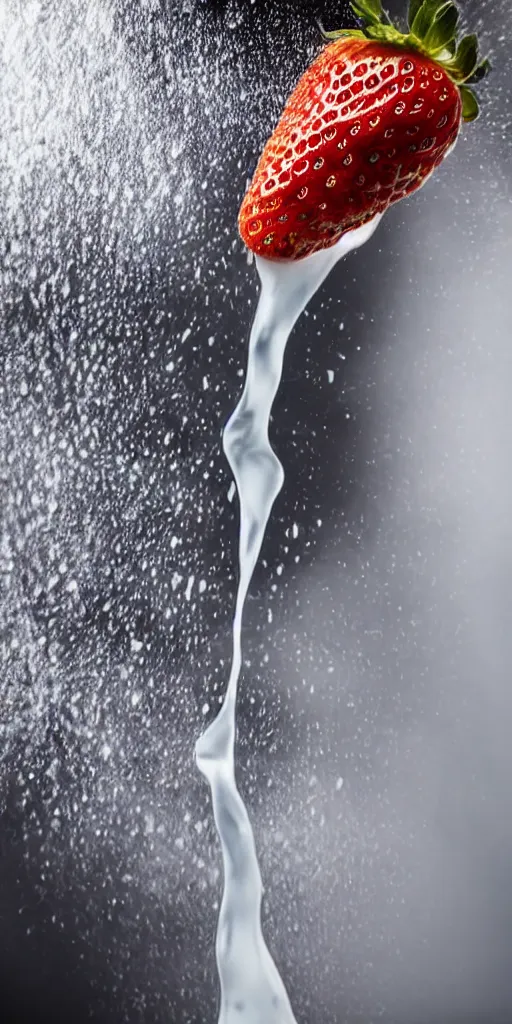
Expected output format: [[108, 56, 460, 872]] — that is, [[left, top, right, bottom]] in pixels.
[[238, 0, 489, 261]]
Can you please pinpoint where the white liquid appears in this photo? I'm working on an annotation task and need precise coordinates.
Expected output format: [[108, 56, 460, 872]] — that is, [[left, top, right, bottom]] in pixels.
[[195, 215, 381, 1024]]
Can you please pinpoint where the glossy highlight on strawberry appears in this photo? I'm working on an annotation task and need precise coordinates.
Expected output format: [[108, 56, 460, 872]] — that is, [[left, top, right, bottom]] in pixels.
[[239, 0, 490, 261]]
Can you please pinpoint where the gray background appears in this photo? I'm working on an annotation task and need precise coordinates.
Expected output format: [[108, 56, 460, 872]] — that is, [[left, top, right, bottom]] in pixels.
[[1, 1, 511, 1021]]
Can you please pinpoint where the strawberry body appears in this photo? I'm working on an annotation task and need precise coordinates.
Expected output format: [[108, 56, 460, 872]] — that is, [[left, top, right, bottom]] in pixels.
[[239, 40, 461, 261], [238, 0, 489, 262]]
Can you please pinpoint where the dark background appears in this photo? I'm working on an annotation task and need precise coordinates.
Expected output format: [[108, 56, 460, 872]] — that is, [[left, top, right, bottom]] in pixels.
[[1, 1, 511, 1021]]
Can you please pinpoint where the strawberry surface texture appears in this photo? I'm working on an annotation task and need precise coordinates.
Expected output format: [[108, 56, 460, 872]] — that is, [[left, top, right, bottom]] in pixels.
[[239, 0, 489, 261]]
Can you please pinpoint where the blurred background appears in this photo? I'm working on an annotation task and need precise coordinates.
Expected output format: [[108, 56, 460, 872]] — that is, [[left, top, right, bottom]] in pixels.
[[1, 0, 511, 1021]]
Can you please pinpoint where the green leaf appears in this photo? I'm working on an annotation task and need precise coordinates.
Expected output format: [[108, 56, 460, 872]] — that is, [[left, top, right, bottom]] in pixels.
[[423, 3, 459, 54], [365, 0, 384, 14], [411, 0, 450, 40], [460, 85, 479, 121], [456, 34, 478, 79], [443, 34, 479, 81], [319, 25, 366, 40], [466, 57, 492, 84], [366, 22, 404, 43], [351, 0, 383, 25], [408, 0, 425, 30], [317, 17, 367, 40]]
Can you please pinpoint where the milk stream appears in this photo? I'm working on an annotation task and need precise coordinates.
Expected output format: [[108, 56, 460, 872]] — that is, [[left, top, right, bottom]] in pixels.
[[195, 214, 381, 1024]]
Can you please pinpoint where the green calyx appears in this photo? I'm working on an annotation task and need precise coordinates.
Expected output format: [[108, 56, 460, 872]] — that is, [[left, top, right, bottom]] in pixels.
[[320, 0, 490, 121]]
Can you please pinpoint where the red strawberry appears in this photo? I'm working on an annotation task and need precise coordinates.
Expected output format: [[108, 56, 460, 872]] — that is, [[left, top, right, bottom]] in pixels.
[[239, 0, 489, 261]]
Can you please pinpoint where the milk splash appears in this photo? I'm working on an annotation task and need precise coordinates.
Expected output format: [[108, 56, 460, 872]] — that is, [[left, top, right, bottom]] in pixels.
[[195, 214, 381, 1023]]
